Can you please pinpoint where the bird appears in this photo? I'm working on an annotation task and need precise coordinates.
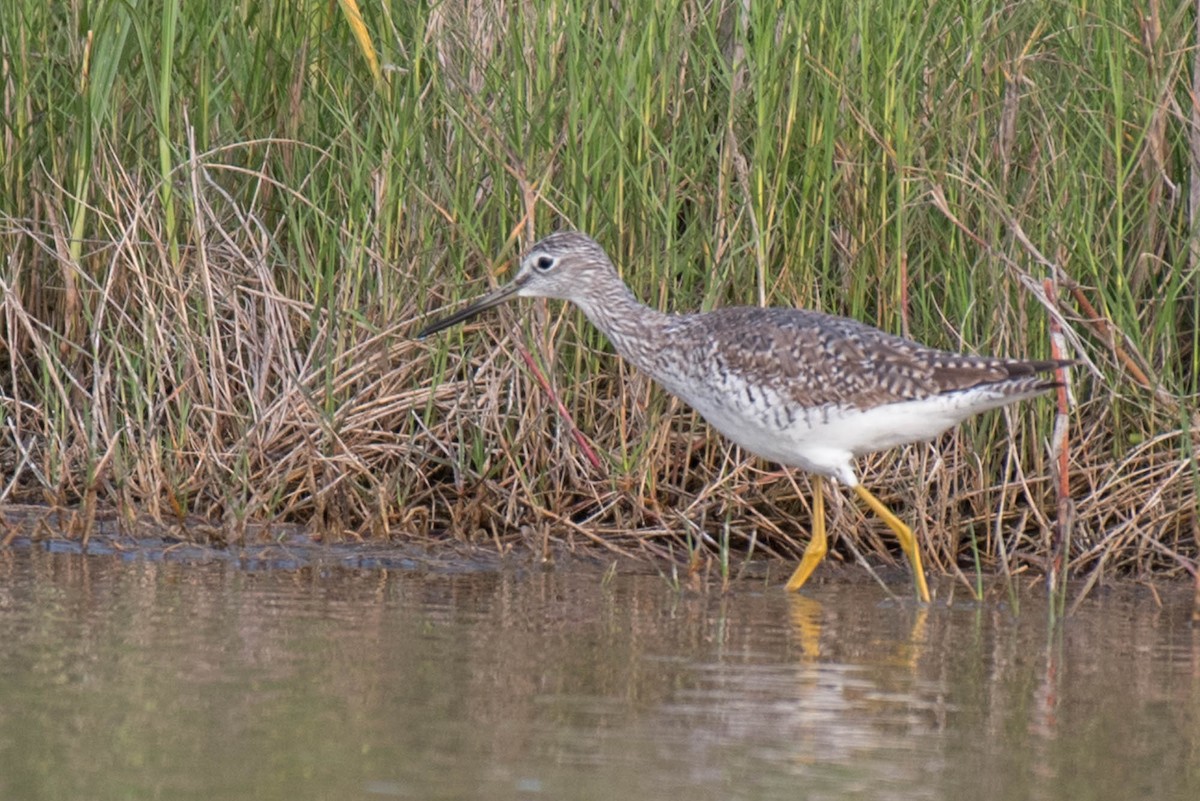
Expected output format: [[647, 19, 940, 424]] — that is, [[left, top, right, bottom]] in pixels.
[[417, 231, 1070, 602]]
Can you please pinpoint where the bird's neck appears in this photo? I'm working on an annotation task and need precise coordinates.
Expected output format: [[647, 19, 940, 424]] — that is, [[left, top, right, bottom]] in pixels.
[[572, 281, 672, 370]]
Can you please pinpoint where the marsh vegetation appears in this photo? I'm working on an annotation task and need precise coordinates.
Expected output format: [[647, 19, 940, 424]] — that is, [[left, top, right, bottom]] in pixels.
[[1, 1, 1196, 590]]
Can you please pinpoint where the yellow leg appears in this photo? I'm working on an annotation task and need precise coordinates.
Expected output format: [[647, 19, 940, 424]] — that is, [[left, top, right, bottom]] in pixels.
[[785, 475, 827, 592], [852, 485, 931, 603]]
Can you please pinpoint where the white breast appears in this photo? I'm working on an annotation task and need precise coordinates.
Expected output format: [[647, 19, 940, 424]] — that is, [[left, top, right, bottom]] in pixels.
[[669, 378, 1039, 487]]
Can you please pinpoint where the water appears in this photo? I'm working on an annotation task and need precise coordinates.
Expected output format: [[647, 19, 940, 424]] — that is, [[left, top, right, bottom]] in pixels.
[[1, 544, 1196, 800]]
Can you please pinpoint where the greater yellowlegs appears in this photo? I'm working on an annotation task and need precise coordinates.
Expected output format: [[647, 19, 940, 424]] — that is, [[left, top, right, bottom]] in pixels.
[[418, 232, 1069, 602]]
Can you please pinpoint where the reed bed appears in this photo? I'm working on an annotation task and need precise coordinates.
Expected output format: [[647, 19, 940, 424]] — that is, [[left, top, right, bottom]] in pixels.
[[1, 0, 1196, 590]]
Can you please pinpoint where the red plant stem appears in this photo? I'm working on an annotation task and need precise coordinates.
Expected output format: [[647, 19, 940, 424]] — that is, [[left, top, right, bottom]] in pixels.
[[517, 345, 604, 471], [1044, 277, 1072, 591]]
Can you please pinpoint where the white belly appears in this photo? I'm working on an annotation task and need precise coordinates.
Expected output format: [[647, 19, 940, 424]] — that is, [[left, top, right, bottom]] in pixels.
[[678, 386, 1035, 487]]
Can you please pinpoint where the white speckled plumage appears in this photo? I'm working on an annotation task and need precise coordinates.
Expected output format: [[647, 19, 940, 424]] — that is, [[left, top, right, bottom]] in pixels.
[[419, 231, 1069, 602]]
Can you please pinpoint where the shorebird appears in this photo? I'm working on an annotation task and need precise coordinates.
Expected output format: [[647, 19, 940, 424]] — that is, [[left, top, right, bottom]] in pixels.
[[418, 231, 1069, 602]]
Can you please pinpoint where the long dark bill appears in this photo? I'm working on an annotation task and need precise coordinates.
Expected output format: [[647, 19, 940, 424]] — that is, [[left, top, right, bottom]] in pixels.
[[415, 275, 529, 339]]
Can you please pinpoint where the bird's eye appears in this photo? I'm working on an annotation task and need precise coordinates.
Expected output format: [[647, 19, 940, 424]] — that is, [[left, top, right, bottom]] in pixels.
[[535, 255, 555, 272]]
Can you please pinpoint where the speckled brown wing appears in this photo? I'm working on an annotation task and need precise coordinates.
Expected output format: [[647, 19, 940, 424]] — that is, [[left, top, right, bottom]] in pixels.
[[686, 307, 1063, 411]]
